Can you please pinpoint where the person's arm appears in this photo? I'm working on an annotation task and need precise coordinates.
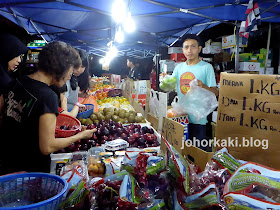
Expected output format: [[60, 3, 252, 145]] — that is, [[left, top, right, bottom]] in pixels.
[[39, 113, 96, 155], [59, 92, 79, 118], [60, 106, 79, 118], [60, 93, 68, 111], [198, 64, 219, 96], [78, 89, 90, 98], [197, 80, 219, 96]]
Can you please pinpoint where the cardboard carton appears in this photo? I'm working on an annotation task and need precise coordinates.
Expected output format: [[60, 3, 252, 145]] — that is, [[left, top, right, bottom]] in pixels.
[[160, 117, 213, 170], [222, 35, 247, 49], [239, 62, 260, 71], [216, 72, 280, 169]]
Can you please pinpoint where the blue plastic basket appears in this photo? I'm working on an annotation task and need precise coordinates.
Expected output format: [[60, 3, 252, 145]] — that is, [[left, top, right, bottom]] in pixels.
[[0, 173, 68, 210], [76, 104, 94, 119]]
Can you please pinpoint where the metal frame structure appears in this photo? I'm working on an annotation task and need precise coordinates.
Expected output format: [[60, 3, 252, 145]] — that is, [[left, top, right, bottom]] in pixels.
[[0, 0, 280, 59]]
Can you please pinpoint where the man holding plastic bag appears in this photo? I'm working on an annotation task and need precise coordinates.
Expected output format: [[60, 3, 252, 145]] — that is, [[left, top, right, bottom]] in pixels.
[[162, 34, 218, 151]]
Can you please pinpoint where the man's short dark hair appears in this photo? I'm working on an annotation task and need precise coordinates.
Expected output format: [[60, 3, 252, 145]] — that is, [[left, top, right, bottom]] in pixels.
[[180, 34, 203, 47], [127, 57, 136, 65], [38, 41, 81, 82]]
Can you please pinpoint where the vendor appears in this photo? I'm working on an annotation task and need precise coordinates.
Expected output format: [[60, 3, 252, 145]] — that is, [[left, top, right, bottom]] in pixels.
[[127, 57, 141, 80], [171, 34, 218, 151]]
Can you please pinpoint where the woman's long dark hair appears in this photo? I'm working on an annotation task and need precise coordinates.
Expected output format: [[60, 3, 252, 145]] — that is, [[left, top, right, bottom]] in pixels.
[[70, 75, 78, 90], [77, 49, 89, 91], [69, 49, 89, 91]]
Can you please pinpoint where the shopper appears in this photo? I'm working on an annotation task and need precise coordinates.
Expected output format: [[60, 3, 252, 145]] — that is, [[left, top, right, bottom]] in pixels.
[[127, 57, 141, 80], [0, 41, 96, 175], [65, 49, 89, 110], [0, 34, 29, 93], [171, 34, 218, 150], [0, 34, 29, 125], [51, 84, 84, 118], [77, 49, 90, 93]]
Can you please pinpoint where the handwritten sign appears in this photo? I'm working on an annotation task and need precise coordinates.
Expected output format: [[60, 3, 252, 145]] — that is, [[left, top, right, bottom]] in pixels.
[[161, 117, 213, 170], [161, 117, 185, 151], [216, 73, 280, 169]]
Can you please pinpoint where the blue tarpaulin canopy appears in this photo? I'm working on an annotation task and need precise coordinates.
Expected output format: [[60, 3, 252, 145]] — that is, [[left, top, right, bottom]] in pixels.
[[0, 0, 280, 58]]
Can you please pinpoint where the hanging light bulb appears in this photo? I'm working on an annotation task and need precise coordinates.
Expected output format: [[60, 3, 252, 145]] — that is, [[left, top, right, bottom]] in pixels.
[[112, 0, 127, 23], [99, 58, 105, 64], [115, 26, 124, 43], [107, 46, 118, 58], [124, 12, 136, 33]]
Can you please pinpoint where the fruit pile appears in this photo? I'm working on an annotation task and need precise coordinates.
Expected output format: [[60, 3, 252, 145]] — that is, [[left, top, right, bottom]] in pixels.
[[97, 96, 132, 110], [93, 89, 109, 100], [79, 108, 145, 125], [93, 180, 123, 209], [91, 121, 158, 148], [59, 138, 96, 153], [78, 106, 88, 113], [58, 121, 159, 153]]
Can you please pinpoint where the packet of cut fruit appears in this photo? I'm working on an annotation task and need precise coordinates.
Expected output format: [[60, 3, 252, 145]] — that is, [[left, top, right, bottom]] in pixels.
[[223, 162, 280, 203], [119, 173, 141, 209], [60, 161, 88, 198], [120, 151, 139, 175], [59, 179, 90, 209], [224, 192, 280, 209], [105, 170, 130, 183], [138, 199, 166, 210], [163, 137, 191, 195], [104, 156, 123, 177], [146, 155, 165, 176], [211, 148, 242, 175], [173, 183, 222, 210]]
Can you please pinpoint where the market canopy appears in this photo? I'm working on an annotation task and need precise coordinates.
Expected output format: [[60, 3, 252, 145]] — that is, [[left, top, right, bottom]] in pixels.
[[0, 0, 280, 58]]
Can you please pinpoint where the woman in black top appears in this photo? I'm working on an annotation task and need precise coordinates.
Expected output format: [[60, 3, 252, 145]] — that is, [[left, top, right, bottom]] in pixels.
[[0, 34, 29, 126], [0, 33, 29, 94], [0, 41, 96, 175]]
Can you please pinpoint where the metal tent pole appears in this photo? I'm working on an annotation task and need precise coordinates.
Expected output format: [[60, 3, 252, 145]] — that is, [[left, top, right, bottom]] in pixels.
[[264, 23, 272, 74], [235, 26, 240, 73], [29, 19, 48, 43]]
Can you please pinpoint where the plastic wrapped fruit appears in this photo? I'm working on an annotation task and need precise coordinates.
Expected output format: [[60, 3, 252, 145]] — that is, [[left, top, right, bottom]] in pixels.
[[159, 75, 177, 91]]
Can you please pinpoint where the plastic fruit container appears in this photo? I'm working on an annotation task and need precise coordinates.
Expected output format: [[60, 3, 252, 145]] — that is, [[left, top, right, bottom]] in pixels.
[[76, 104, 94, 119]]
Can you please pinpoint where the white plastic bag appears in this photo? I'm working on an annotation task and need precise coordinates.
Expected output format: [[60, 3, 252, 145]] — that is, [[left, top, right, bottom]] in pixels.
[[149, 89, 159, 117], [181, 79, 218, 121], [168, 96, 185, 117]]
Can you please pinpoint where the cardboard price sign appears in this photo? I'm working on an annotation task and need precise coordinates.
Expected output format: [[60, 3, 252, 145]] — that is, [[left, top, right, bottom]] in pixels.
[[216, 73, 280, 169], [161, 117, 213, 170], [161, 117, 185, 151]]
